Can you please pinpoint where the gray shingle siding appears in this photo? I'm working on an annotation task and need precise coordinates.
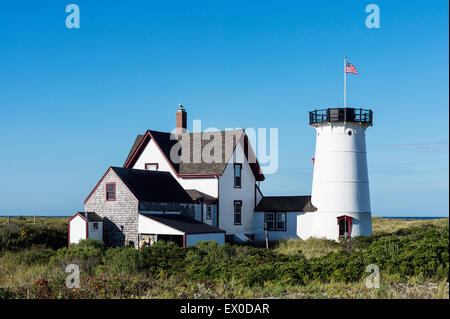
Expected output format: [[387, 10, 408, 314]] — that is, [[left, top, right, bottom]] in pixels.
[[84, 170, 139, 248], [84, 169, 197, 248]]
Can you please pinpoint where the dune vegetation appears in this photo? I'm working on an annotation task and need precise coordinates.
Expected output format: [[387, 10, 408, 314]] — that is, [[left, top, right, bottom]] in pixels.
[[0, 216, 448, 299]]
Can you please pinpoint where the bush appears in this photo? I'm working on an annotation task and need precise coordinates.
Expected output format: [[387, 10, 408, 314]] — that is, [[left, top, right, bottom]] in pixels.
[[363, 226, 449, 279], [138, 241, 187, 276], [16, 245, 56, 266], [0, 225, 67, 251], [1, 222, 447, 298], [102, 246, 141, 275], [50, 239, 104, 273]]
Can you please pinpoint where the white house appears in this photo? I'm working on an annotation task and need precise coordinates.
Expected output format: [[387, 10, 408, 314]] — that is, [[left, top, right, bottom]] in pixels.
[[73, 105, 373, 247], [120, 106, 269, 243]]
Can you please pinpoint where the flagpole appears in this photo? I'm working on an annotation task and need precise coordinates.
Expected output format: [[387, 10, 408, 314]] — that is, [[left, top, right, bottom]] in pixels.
[[344, 56, 347, 108]]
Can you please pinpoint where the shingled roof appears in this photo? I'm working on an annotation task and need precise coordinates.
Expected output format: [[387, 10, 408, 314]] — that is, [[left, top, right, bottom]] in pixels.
[[140, 213, 225, 234], [78, 211, 103, 222], [185, 189, 217, 202], [124, 134, 145, 166], [254, 196, 317, 212], [110, 167, 194, 203], [123, 129, 264, 181]]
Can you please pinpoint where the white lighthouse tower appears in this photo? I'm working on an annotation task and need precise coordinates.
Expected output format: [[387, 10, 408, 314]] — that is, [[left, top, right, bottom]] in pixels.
[[298, 108, 373, 240]]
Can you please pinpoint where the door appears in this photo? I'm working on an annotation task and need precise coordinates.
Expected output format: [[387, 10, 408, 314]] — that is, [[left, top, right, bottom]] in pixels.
[[339, 218, 348, 237], [204, 203, 218, 227]]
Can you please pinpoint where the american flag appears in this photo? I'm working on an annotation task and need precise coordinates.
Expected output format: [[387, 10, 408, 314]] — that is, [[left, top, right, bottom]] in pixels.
[[345, 62, 358, 74]]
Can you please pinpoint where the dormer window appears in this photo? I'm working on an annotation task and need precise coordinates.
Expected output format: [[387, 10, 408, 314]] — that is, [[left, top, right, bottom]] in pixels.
[[106, 183, 116, 201], [145, 163, 159, 171], [234, 163, 242, 188]]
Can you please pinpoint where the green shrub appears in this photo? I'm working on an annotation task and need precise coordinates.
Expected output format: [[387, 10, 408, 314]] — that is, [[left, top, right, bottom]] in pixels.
[[138, 241, 187, 276], [0, 225, 67, 251], [50, 239, 104, 273], [0, 287, 14, 299], [102, 246, 141, 275], [16, 245, 56, 266]]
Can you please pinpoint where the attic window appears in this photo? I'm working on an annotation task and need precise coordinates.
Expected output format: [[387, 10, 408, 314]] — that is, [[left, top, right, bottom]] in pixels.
[[145, 163, 159, 171], [234, 164, 242, 188], [106, 183, 116, 201]]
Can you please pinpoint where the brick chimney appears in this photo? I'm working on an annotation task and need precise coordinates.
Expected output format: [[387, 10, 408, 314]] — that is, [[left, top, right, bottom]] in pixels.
[[176, 104, 187, 134]]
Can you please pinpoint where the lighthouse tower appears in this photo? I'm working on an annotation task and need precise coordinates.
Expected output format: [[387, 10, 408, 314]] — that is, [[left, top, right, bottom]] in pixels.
[[298, 108, 373, 240]]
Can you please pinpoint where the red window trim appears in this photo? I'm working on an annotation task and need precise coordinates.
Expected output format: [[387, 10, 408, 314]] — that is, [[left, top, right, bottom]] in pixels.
[[234, 163, 242, 188], [84, 167, 138, 204], [337, 215, 353, 238], [233, 200, 242, 225], [145, 163, 159, 171], [105, 182, 116, 201]]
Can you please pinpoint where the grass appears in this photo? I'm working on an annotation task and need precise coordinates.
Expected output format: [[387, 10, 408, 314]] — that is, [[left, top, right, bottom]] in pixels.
[[0, 251, 52, 287], [274, 237, 341, 259], [371, 216, 448, 235], [274, 217, 449, 258], [0, 216, 69, 229], [0, 216, 448, 299]]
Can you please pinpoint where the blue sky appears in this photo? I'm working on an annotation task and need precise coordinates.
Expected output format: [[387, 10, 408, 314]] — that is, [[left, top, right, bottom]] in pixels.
[[0, 0, 448, 217]]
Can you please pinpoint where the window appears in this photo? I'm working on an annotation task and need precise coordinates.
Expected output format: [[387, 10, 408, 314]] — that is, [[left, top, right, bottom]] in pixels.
[[264, 212, 286, 231], [234, 200, 242, 225], [106, 183, 116, 201], [234, 163, 242, 188], [264, 212, 275, 231], [276, 212, 286, 231], [145, 163, 159, 171], [206, 204, 212, 220], [92, 222, 99, 230]]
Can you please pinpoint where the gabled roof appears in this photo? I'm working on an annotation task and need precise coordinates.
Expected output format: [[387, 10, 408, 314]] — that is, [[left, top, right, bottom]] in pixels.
[[185, 189, 217, 202], [123, 129, 264, 181], [140, 213, 225, 234], [79, 211, 103, 222], [84, 167, 194, 204], [111, 167, 194, 203], [124, 134, 144, 165], [254, 196, 317, 212]]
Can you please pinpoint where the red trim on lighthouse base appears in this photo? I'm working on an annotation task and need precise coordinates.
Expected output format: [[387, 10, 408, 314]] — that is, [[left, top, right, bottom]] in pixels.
[[337, 215, 353, 238]]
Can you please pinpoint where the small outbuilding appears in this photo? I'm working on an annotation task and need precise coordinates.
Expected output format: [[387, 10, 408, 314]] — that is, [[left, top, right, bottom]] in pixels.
[[68, 212, 103, 245]]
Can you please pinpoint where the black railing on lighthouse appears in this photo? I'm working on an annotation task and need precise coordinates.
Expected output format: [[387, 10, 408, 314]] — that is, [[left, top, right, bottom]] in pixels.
[[309, 108, 373, 125]]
